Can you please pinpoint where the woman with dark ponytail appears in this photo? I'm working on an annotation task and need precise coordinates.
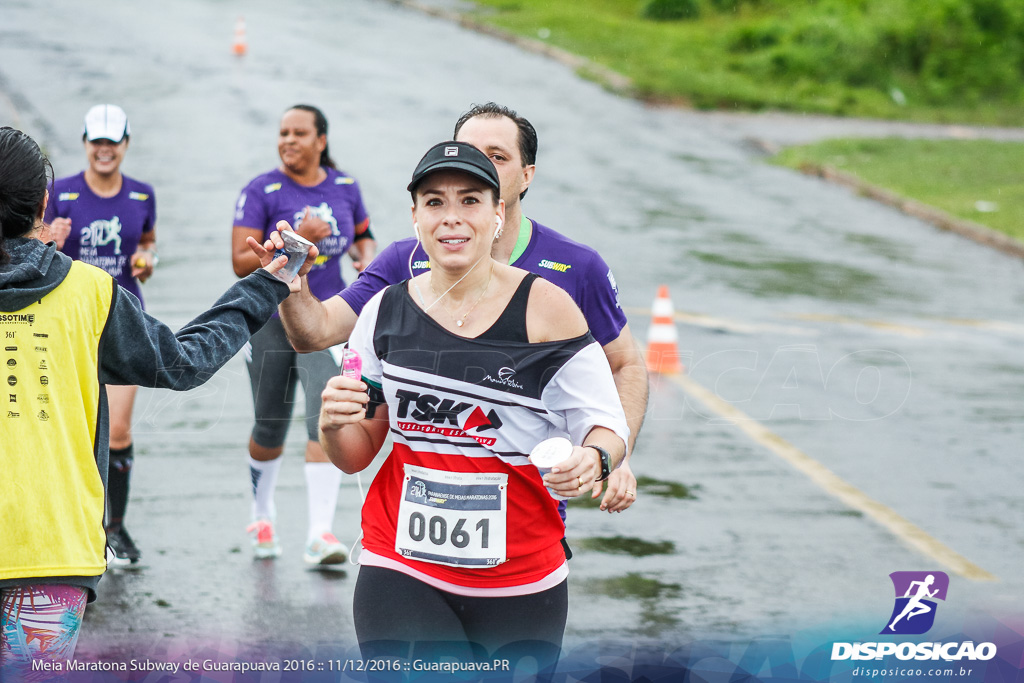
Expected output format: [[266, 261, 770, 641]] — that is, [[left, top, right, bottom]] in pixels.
[[0, 126, 302, 673], [0, 126, 52, 263], [230, 105, 375, 566]]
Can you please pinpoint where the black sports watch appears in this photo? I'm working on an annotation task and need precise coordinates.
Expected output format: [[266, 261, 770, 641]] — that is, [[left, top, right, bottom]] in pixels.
[[586, 445, 613, 482]]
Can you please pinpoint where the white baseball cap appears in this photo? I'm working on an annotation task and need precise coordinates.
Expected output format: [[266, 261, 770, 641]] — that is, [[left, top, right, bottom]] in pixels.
[[82, 104, 130, 143]]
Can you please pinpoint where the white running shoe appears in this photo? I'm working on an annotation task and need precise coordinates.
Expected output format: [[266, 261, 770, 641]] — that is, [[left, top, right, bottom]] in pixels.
[[246, 518, 282, 559], [303, 532, 348, 566]]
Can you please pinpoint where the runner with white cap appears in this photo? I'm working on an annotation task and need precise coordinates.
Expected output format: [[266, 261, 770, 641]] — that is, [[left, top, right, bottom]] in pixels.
[[43, 104, 157, 567]]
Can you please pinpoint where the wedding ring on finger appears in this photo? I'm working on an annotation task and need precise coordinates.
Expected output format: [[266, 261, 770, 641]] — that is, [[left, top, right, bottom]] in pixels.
[[577, 476, 583, 489], [625, 490, 635, 497]]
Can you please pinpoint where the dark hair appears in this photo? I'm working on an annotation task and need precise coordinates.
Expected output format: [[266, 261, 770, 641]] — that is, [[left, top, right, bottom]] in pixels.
[[454, 102, 537, 201], [288, 104, 336, 170], [0, 127, 52, 265]]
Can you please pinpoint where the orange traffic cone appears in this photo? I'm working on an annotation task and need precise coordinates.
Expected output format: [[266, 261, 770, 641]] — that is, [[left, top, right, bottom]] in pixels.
[[646, 285, 683, 374], [232, 16, 248, 56]]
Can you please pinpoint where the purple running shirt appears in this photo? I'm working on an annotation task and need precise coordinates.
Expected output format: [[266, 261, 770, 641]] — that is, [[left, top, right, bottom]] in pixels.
[[339, 219, 627, 345], [44, 172, 156, 306], [233, 168, 369, 303]]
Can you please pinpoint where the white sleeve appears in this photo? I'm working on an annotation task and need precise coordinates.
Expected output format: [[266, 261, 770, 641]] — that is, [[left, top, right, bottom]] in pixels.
[[348, 287, 385, 386], [540, 341, 629, 450]]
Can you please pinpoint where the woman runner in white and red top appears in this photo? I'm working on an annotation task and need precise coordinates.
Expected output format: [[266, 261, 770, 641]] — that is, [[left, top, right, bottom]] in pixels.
[[309, 141, 628, 670]]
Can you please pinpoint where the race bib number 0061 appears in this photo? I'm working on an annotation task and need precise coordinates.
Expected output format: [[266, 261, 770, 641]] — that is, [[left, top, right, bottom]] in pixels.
[[395, 464, 507, 568]]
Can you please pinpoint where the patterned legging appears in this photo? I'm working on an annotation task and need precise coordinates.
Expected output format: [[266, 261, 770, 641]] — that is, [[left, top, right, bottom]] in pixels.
[[1, 585, 88, 680]]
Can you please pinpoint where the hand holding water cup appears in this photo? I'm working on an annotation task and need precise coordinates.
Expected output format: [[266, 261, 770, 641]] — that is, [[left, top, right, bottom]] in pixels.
[[530, 437, 574, 501], [246, 220, 319, 291]]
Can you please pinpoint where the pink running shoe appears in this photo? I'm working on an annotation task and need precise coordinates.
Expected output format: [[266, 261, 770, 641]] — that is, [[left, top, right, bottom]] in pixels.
[[246, 518, 281, 559]]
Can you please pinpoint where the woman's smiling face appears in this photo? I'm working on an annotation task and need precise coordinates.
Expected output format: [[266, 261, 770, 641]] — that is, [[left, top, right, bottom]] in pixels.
[[85, 138, 128, 177], [277, 108, 325, 176]]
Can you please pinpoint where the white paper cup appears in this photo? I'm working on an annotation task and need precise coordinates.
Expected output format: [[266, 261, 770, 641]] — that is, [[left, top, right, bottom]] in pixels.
[[530, 437, 573, 501]]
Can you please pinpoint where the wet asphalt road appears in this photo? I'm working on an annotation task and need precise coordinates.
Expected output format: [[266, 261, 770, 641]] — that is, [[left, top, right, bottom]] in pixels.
[[2, 0, 1024, 675]]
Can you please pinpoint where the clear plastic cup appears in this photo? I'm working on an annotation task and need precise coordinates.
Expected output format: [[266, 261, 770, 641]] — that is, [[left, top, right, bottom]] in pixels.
[[529, 436, 573, 501], [272, 230, 314, 283]]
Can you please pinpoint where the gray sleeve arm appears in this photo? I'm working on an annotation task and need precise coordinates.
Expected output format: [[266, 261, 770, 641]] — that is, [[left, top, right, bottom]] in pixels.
[[98, 269, 289, 389]]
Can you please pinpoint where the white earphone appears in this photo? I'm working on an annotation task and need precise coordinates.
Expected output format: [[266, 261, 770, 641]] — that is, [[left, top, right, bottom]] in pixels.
[[494, 216, 503, 240], [413, 221, 419, 238]]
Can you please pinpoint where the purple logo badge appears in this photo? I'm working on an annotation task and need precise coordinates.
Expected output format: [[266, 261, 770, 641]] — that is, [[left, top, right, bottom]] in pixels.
[[881, 571, 949, 635]]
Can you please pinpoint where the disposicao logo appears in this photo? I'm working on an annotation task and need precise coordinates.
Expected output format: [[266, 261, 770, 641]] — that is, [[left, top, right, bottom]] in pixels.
[[882, 571, 948, 635], [831, 571, 997, 663]]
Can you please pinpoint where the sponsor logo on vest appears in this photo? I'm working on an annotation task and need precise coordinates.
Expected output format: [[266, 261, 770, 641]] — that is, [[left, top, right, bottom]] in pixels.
[[37, 410, 49, 421], [482, 367, 524, 390], [7, 410, 18, 418], [35, 346, 47, 352], [0, 313, 34, 324], [394, 389, 503, 447], [38, 360, 47, 370], [538, 259, 572, 273], [7, 359, 16, 368], [412, 260, 431, 270], [58, 192, 79, 201], [39, 376, 48, 386], [334, 177, 355, 185], [264, 182, 282, 194], [5, 332, 13, 339], [5, 345, 16, 351], [37, 394, 48, 404], [128, 191, 149, 201], [7, 376, 16, 386], [33, 332, 47, 338], [9, 394, 15, 402]]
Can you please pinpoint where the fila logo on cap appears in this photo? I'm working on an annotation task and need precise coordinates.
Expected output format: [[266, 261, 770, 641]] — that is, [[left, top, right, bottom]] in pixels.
[[444, 146, 459, 157]]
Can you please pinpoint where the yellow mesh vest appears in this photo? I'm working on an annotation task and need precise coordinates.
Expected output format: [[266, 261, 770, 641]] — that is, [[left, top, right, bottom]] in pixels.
[[1, 261, 113, 581]]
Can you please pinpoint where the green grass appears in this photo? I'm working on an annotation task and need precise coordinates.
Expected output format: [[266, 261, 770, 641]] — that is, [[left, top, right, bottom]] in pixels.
[[460, 0, 1024, 124], [773, 138, 1024, 242], [576, 535, 676, 556]]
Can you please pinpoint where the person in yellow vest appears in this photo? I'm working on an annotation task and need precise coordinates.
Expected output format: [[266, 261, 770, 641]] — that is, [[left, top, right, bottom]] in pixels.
[[0, 126, 310, 674]]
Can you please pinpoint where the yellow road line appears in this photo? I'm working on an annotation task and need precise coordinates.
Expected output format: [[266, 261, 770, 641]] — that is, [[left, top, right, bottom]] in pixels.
[[623, 306, 818, 337], [787, 313, 929, 338], [626, 306, 1023, 340], [666, 371, 998, 582]]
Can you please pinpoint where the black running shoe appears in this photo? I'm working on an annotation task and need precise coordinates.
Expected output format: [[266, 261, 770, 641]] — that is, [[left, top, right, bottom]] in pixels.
[[106, 525, 142, 566]]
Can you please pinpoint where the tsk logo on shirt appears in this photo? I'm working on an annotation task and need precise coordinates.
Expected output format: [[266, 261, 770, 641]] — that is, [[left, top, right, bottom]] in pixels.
[[394, 388, 503, 447]]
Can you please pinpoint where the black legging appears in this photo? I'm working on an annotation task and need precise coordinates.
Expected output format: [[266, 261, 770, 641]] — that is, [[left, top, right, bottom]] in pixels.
[[354, 565, 566, 674]]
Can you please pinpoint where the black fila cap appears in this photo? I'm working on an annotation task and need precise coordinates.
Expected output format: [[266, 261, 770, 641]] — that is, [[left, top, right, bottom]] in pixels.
[[407, 141, 500, 194]]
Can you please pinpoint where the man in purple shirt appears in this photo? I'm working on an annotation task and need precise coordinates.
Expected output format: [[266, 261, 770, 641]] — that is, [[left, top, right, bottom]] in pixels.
[[276, 103, 648, 512]]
